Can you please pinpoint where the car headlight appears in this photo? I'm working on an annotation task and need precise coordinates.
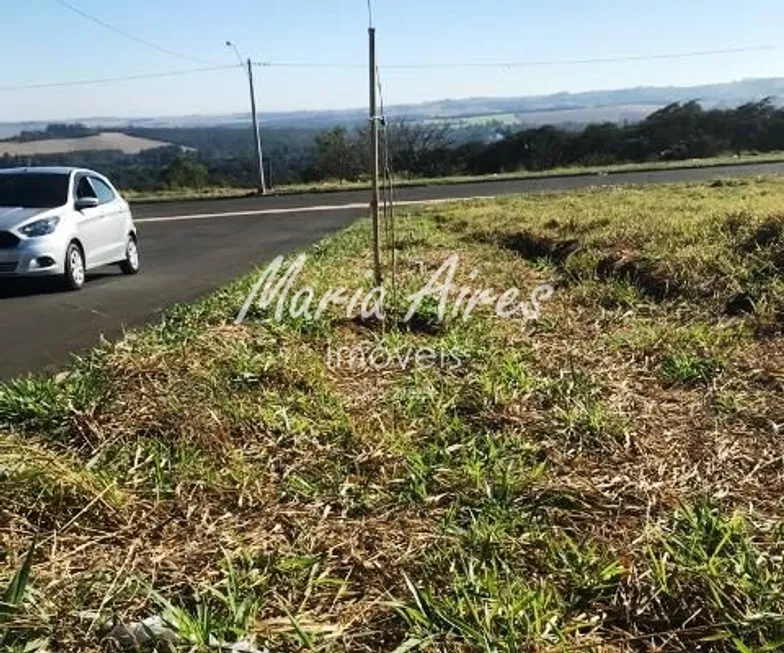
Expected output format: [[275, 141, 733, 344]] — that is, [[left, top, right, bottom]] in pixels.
[[20, 217, 60, 238]]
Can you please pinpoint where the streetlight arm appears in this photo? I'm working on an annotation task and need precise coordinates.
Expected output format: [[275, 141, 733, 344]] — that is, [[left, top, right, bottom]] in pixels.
[[225, 40, 245, 70]]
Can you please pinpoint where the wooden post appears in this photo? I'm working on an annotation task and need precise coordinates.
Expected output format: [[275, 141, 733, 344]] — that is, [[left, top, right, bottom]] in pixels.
[[369, 27, 382, 285]]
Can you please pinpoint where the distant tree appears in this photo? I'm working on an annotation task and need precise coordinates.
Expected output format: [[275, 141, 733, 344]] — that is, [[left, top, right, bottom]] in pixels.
[[728, 99, 777, 153], [3, 123, 96, 143], [384, 119, 454, 177], [45, 123, 96, 139], [161, 156, 209, 189], [314, 127, 361, 181], [569, 122, 623, 164]]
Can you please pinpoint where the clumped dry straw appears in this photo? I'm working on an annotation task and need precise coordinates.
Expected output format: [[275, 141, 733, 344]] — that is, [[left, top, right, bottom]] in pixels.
[[1, 176, 783, 651]]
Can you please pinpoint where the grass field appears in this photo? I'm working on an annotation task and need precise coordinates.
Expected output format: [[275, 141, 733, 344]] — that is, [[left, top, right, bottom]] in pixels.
[[421, 104, 660, 128], [423, 112, 523, 127], [2, 177, 784, 651], [0, 132, 175, 157], [125, 151, 784, 203]]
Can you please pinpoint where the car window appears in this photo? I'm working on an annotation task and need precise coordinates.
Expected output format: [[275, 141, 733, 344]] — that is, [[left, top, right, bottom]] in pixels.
[[75, 176, 97, 200], [90, 177, 117, 205], [0, 173, 69, 208]]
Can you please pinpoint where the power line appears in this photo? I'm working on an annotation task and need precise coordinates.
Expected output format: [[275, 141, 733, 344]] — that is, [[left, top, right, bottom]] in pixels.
[[250, 44, 780, 70], [55, 0, 218, 66], [0, 65, 240, 91], [383, 45, 781, 68], [0, 43, 778, 92], [254, 61, 364, 69]]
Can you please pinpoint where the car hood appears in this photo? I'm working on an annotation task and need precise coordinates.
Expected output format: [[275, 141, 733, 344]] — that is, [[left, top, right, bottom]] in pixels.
[[0, 206, 60, 232]]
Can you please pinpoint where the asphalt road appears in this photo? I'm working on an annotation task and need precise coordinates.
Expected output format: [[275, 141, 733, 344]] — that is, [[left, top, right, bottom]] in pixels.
[[2, 161, 783, 380]]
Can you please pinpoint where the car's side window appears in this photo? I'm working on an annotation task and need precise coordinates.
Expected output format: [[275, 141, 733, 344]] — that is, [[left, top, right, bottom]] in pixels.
[[75, 176, 97, 200], [89, 177, 116, 205]]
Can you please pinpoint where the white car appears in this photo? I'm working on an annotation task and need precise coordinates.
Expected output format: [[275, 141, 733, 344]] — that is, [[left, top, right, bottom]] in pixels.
[[0, 167, 139, 290]]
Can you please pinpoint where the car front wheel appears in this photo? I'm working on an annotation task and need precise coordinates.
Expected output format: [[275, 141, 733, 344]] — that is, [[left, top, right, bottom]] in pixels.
[[63, 242, 85, 291], [119, 235, 140, 275]]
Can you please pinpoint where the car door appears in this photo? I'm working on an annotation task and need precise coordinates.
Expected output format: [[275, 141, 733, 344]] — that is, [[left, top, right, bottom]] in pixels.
[[73, 174, 107, 268], [88, 176, 127, 262]]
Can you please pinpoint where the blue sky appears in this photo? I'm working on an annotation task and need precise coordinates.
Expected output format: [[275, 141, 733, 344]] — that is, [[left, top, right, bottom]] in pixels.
[[1, 0, 782, 121]]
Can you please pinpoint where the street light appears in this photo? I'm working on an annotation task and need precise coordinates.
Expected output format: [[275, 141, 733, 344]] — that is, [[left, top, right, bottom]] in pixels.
[[226, 40, 266, 194], [225, 40, 243, 67]]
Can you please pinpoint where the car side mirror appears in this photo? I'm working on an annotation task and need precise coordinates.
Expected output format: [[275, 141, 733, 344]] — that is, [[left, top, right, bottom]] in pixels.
[[75, 197, 99, 211]]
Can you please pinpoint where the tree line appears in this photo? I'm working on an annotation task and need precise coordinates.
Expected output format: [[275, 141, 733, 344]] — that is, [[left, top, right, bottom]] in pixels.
[[0, 123, 98, 143], [2, 99, 783, 191], [288, 99, 784, 181], [466, 99, 784, 174]]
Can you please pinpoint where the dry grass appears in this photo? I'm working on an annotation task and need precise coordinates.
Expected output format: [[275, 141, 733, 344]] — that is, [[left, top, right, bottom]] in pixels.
[[1, 176, 784, 651]]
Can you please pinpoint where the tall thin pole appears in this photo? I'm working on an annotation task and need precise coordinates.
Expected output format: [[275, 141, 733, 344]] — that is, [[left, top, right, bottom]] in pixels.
[[247, 58, 267, 195], [369, 27, 382, 285]]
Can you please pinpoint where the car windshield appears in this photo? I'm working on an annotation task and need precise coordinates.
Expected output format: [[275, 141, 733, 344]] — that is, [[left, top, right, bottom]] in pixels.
[[0, 172, 70, 208]]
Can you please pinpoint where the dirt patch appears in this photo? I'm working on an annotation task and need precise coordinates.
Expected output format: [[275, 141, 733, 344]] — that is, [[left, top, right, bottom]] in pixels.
[[709, 178, 750, 188], [725, 292, 756, 316], [739, 215, 784, 252], [754, 312, 784, 339], [396, 235, 429, 250], [496, 230, 582, 264], [725, 212, 784, 262], [337, 314, 386, 335], [473, 229, 683, 301], [596, 253, 678, 300], [338, 311, 445, 336]]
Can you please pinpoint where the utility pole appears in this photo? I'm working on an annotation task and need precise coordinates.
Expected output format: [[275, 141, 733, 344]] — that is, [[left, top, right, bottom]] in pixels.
[[226, 41, 266, 195], [247, 58, 267, 195], [368, 27, 382, 285]]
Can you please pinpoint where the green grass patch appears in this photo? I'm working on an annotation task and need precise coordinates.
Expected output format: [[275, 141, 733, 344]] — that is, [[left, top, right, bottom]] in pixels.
[[2, 176, 784, 650]]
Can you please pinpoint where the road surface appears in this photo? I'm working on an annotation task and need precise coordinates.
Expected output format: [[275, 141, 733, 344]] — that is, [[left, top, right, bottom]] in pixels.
[[1, 162, 783, 380]]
